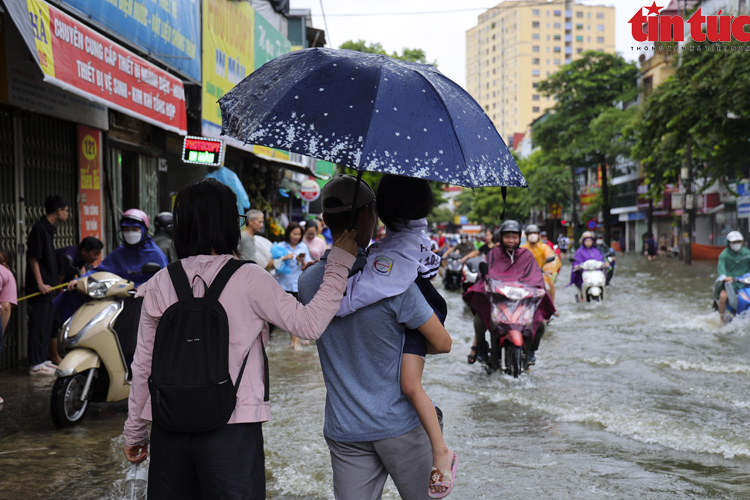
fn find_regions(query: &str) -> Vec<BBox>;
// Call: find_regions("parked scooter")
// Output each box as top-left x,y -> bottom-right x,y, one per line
578,259 -> 607,302
462,256 -> 483,293
714,273 -> 750,323
50,263 -> 161,427
443,251 -> 464,291
480,263 -> 547,378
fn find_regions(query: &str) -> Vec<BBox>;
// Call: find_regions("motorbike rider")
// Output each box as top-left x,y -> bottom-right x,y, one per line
714,231 -> 750,323
569,231 -> 609,302
55,209 -> 169,321
152,212 -> 177,263
521,224 -> 560,305
594,234 -> 616,286
464,220 -> 555,366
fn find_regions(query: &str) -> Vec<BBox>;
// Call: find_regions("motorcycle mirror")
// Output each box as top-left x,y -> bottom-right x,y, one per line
59,253 -> 75,270
479,262 -> 488,276
141,262 -> 162,275
545,255 -> 556,263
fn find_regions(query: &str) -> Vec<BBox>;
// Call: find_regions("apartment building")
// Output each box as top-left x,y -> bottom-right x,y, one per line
466,0 -> 616,144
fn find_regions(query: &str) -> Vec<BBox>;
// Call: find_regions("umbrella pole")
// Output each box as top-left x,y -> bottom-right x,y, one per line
348,170 -> 364,230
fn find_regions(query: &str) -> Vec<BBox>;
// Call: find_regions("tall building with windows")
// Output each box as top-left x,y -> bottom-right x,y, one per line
466,0 -> 616,144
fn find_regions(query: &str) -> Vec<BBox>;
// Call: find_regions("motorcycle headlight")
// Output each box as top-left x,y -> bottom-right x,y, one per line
88,279 -> 117,298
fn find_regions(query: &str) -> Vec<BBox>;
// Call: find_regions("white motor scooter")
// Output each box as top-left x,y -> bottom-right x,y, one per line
579,259 -> 606,302
50,263 -> 161,427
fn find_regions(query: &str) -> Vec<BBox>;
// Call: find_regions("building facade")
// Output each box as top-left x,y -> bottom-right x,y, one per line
466,0 -> 616,145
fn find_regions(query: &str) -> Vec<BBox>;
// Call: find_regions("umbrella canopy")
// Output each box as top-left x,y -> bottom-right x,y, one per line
219,48 -> 527,189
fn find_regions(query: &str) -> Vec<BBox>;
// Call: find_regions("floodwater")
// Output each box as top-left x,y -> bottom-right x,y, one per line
1,254 -> 750,499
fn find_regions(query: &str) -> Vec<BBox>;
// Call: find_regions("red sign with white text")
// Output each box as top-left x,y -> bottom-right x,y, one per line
26,0 -> 187,134
77,126 -> 104,263
629,2 -> 750,43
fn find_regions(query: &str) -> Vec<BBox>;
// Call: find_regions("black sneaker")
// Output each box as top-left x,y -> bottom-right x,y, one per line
477,340 -> 489,363
528,351 -> 536,365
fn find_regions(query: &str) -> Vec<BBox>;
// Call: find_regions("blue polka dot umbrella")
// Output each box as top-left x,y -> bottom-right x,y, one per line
219,48 -> 527,189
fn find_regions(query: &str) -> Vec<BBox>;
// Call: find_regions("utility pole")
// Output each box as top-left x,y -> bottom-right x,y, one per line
570,165 -> 579,242
681,142 -> 694,264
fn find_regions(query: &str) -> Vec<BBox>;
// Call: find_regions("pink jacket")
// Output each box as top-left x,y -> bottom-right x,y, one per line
123,247 -> 355,446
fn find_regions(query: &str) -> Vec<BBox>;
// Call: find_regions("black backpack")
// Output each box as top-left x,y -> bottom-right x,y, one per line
148,259 -> 269,433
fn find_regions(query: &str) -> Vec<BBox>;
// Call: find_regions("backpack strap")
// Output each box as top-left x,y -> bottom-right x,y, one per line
207,259 -> 253,300
207,258 -> 269,401
167,262 -> 193,301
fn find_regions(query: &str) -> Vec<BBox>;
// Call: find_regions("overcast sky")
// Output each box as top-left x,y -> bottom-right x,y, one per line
290,0 -> 655,87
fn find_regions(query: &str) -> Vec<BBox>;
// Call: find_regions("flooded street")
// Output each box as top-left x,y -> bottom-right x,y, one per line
2,254 -> 750,499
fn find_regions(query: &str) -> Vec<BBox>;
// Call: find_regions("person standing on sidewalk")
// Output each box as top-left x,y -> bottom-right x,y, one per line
25,195 -> 69,376
0,251 -> 18,403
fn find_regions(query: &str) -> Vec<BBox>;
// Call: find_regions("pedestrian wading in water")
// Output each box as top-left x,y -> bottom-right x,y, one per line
122,178 -> 357,499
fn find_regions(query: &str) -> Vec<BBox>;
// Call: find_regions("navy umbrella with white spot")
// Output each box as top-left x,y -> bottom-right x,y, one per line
219,48 -> 527,190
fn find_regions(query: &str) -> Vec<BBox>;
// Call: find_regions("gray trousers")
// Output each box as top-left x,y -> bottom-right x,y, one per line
325,408 -> 442,500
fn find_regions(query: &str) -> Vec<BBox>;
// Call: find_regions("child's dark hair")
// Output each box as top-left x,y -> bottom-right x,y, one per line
376,174 -> 433,232
173,178 -> 240,258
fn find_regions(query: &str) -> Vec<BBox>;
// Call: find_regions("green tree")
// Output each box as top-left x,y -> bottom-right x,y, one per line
535,51 -> 639,243
339,40 -> 436,65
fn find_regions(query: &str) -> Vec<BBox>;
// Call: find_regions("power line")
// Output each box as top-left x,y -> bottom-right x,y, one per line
319,0 -> 332,46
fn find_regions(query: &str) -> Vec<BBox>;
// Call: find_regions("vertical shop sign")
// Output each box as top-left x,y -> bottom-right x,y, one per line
201,0 -> 255,140
254,12 -> 292,69
78,126 -> 103,258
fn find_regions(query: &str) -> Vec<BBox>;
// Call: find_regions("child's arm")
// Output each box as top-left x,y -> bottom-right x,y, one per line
417,314 -> 451,354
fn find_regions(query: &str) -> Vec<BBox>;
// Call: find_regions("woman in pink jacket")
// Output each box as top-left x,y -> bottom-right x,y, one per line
123,178 -> 357,499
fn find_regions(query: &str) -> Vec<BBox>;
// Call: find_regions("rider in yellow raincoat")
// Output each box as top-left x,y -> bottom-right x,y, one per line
521,224 -> 561,305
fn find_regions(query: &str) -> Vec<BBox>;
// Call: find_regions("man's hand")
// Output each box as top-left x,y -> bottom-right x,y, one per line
123,443 -> 148,464
724,276 -> 734,282
38,283 -> 52,294
67,279 -> 79,292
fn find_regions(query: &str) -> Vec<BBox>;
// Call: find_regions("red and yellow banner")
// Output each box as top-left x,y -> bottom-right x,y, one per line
78,126 -> 103,263
25,0 -> 187,134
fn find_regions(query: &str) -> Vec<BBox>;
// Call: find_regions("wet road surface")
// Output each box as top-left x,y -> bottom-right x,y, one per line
1,254 -> 749,499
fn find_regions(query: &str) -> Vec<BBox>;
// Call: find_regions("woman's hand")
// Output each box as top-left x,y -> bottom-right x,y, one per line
123,443 -> 148,464
333,230 -> 358,256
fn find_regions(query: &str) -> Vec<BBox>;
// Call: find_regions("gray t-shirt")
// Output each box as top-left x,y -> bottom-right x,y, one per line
298,252 -> 433,442
238,231 -> 256,262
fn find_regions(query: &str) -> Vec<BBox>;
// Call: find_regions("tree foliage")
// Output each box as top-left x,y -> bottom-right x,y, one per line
338,40 -> 436,66
632,41 -> 750,195
535,51 -> 639,165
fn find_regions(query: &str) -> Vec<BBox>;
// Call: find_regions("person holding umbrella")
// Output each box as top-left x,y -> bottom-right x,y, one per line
335,174 -> 457,498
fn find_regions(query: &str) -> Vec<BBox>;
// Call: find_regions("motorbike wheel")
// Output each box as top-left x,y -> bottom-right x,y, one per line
503,344 -> 524,378
50,372 -> 90,428
591,295 -> 601,302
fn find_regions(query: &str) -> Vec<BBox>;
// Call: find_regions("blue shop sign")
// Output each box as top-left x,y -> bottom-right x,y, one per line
58,0 -> 200,81
738,183 -> 750,219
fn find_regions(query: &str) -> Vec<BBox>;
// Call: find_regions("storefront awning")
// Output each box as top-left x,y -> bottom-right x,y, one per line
249,151 -> 322,178
2,0 -> 187,134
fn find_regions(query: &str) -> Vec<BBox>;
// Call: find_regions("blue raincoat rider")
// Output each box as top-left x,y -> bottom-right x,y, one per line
54,209 -> 168,322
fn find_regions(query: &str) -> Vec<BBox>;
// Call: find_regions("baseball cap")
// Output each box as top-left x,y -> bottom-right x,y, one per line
321,174 -> 376,214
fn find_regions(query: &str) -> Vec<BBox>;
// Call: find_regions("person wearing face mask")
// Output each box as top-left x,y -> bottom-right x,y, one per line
55,209 -> 169,322
521,224 -> 559,305
569,231 -> 609,302
464,220 -> 555,366
714,231 -> 750,323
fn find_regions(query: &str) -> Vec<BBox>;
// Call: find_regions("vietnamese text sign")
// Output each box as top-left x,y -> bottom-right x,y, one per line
254,11 -> 292,70
182,136 -> 225,166
25,0 -> 187,134
201,0 -> 254,141
57,0 -> 200,81
78,125 -> 104,259
0,16 -> 108,129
